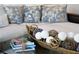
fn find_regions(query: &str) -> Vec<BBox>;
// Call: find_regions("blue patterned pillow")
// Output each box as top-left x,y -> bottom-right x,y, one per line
24,5 -> 41,23
42,4 -> 67,23
4,5 -> 24,24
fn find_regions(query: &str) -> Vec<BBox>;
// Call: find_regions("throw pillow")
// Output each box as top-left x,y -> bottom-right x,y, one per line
24,5 -> 41,23
4,5 -> 24,24
41,4 -> 67,23
0,14 -> 9,28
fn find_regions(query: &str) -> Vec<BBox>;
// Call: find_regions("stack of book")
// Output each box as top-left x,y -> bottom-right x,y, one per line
10,37 -> 36,53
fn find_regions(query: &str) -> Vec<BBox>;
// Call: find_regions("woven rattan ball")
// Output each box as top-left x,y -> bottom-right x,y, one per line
61,39 -> 77,50
49,30 -> 58,37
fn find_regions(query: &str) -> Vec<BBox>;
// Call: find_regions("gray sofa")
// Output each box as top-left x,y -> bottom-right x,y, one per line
0,4 -> 79,43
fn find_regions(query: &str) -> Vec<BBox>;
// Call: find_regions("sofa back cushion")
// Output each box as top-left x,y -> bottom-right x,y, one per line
24,5 -> 41,23
0,5 -> 6,15
41,4 -> 67,23
0,14 -> 9,28
4,5 -> 24,24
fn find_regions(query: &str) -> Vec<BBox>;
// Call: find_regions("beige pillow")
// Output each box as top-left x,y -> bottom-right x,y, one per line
0,14 -> 9,28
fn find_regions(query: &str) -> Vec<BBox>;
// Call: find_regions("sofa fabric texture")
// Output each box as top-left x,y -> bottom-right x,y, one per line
26,22 -> 79,33
0,5 -> 6,15
0,14 -> 9,28
0,24 -> 27,42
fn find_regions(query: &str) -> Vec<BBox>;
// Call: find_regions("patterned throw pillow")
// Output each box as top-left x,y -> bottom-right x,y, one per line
4,5 -> 24,24
24,5 -> 41,23
41,4 -> 67,23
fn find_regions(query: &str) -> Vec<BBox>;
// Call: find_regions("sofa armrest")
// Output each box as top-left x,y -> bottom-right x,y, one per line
67,13 -> 79,23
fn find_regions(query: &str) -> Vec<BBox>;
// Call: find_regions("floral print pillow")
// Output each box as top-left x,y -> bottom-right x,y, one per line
24,5 -> 41,23
4,5 -> 24,24
41,4 -> 67,23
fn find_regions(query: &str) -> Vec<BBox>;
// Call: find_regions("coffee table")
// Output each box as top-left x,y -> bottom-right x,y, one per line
1,34 -> 57,54
4,43 -> 57,54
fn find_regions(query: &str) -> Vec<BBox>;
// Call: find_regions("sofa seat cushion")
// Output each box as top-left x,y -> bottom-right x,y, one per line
26,22 -> 79,34
0,24 -> 27,42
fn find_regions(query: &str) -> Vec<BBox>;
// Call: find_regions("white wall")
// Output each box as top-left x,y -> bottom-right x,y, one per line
67,4 -> 79,15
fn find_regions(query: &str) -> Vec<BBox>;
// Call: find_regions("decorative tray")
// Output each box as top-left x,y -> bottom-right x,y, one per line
26,25 -> 79,54
29,34 -> 79,54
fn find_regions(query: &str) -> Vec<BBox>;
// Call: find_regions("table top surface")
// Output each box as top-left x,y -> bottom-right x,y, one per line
4,43 -> 56,54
